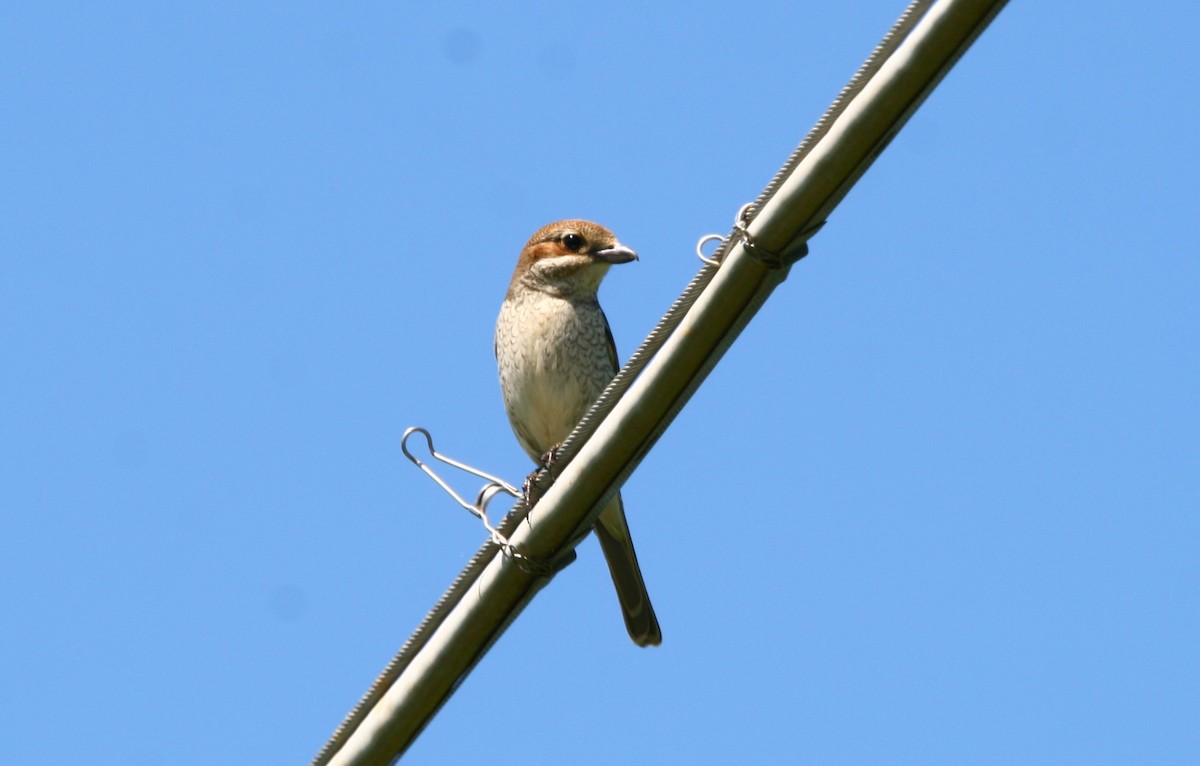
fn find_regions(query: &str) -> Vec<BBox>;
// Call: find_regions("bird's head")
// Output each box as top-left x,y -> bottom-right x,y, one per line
508,219 -> 637,298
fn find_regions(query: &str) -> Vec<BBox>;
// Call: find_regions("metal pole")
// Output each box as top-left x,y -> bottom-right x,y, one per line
314,1 -> 1009,763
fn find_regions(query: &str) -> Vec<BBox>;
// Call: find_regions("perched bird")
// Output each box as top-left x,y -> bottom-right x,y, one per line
495,219 -> 662,647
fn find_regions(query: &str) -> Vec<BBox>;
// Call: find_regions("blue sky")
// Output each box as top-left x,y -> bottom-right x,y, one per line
3,2 -> 1197,763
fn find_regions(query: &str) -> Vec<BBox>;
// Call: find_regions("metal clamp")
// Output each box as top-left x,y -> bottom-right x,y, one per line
695,203 -> 819,269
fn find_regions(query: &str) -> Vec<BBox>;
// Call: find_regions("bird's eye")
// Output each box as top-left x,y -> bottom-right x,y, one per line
561,233 -> 585,252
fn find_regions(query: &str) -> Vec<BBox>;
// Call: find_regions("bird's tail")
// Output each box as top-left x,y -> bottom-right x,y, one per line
593,493 -> 662,647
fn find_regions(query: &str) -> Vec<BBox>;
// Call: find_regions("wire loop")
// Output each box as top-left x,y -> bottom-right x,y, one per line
695,234 -> 726,266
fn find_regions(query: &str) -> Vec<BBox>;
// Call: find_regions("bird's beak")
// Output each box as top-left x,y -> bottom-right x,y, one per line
592,244 -> 638,264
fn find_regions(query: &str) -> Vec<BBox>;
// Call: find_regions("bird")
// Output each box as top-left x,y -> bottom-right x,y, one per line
495,219 -> 662,647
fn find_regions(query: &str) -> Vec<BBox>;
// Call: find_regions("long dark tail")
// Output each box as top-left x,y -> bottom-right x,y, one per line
593,493 -> 662,647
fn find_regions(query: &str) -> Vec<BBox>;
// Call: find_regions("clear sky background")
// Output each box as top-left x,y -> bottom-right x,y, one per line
3,2 -> 1197,764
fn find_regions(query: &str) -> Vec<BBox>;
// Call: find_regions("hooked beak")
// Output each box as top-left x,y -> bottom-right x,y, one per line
592,243 -> 638,264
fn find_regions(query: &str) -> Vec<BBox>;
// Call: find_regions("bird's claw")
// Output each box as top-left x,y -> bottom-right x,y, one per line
521,470 -> 542,508
522,443 -> 563,509
540,444 -> 562,468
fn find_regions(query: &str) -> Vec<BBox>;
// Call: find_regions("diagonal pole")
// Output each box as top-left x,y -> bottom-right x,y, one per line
312,1 -> 1010,763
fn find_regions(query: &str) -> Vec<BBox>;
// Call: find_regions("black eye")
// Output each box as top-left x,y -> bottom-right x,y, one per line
561,233 -> 585,252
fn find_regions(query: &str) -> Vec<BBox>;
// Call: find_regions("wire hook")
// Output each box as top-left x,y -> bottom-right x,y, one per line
694,203 -> 760,266
401,426 -> 522,551
694,234 -> 725,266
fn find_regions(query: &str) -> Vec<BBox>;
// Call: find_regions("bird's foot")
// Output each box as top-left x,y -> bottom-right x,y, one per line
539,444 -> 562,471
521,443 -> 563,509
521,470 -> 542,508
